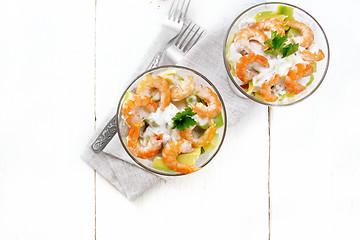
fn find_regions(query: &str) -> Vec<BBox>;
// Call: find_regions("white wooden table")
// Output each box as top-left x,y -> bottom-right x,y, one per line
1,0 -> 359,239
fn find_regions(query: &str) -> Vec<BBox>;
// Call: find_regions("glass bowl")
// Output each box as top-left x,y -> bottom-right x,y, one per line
223,2 -> 330,106
116,65 -> 227,176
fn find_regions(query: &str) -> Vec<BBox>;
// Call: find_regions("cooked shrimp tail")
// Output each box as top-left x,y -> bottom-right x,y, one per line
284,20 -> 314,48
190,87 -> 221,118
254,18 -> 285,36
170,75 -> 196,101
136,75 -> 171,110
162,139 -> 200,174
180,119 -> 216,147
285,63 -> 313,94
235,53 -> 269,82
122,95 -> 158,126
260,74 -> 280,102
301,49 -> 325,62
234,28 -> 269,54
127,121 -> 163,159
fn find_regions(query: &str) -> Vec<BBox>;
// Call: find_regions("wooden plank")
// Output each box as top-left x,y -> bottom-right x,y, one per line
0,0 -> 95,239
95,1 -> 269,239
269,1 -> 360,239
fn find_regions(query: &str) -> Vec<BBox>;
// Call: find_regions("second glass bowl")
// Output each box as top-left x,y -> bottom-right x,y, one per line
223,2 -> 330,106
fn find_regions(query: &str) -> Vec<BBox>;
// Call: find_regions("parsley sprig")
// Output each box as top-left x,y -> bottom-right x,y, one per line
264,31 -> 299,58
172,107 -> 197,131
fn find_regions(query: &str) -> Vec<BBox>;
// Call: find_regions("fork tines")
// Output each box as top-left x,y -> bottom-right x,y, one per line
175,22 -> 204,53
168,0 -> 191,23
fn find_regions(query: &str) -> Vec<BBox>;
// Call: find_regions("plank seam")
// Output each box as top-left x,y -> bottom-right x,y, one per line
94,0 -> 97,240
268,106 -> 271,240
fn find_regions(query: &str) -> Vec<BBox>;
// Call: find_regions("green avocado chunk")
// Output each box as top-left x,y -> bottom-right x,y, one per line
254,11 -> 287,22
123,90 -> 135,102
286,28 -> 300,37
310,62 -> 317,72
153,156 -> 172,171
213,112 -> 224,129
277,5 -> 294,20
177,147 -> 201,167
203,133 -> 219,152
152,148 -> 201,171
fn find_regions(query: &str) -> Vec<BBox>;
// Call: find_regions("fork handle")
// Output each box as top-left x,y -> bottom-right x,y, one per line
91,115 -> 118,153
91,49 -> 166,153
147,52 -> 163,70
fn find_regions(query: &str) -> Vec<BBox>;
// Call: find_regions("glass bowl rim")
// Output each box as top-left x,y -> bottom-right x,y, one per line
222,1 -> 330,107
116,65 -> 228,176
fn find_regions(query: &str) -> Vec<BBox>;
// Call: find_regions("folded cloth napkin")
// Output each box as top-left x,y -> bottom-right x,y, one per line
82,0 -> 262,201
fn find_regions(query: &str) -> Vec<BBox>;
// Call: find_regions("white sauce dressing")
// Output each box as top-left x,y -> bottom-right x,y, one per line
192,114 -> 210,127
307,42 -> 319,53
228,43 -> 243,65
143,103 -> 179,146
237,17 -> 256,30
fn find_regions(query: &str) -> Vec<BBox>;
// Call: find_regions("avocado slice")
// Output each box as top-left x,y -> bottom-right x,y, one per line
306,74 -> 315,86
198,122 -> 210,130
254,11 -> 287,22
279,92 -> 296,101
123,90 -> 135,102
203,133 -> 219,152
277,5 -> 294,20
213,112 -> 224,129
286,28 -> 300,37
253,91 -> 264,101
158,70 -> 184,85
153,156 -> 172,171
310,62 -> 317,72
177,147 -> 201,167
152,148 -> 201,171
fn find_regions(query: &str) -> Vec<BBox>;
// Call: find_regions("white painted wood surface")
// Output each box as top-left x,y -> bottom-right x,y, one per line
0,0 -> 95,239
269,0 -> 360,239
0,0 -> 359,240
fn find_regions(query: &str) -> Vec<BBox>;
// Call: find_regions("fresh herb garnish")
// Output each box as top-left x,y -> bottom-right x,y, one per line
282,43 -> 299,58
172,107 -> 197,131
264,31 -> 299,58
264,31 -> 288,55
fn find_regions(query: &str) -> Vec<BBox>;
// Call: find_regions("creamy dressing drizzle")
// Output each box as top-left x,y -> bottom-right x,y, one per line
143,103 -> 179,146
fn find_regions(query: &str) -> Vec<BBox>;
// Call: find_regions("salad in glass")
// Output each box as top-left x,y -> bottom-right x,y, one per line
225,3 -> 329,105
118,66 -> 226,175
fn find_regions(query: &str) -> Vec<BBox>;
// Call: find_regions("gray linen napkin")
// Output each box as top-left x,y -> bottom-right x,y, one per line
82,0 -> 262,201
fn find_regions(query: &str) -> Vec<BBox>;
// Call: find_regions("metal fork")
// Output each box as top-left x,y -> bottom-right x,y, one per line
91,22 -> 203,153
147,0 -> 191,69
91,3 -> 197,154
163,22 -> 204,64
148,21 -> 204,69
161,0 -> 191,50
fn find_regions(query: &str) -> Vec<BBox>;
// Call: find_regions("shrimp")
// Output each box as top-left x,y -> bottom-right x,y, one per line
285,63 -> 313,94
260,74 -> 280,102
253,18 -> 285,36
122,95 -> 158,126
170,75 -> 195,101
235,53 -> 269,82
301,49 -> 325,62
127,121 -> 163,159
136,74 -> 170,110
162,139 -> 200,174
284,20 -> 314,48
234,28 -> 269,54
180,119 -> 216,148
190,87 -> 221,118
